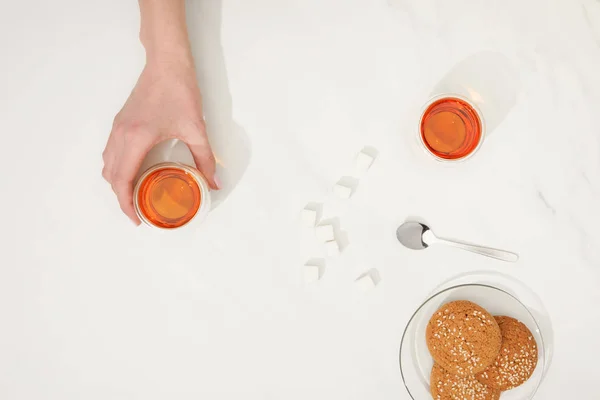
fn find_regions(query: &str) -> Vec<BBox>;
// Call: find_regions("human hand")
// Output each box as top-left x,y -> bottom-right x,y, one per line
102,59 -> 219,225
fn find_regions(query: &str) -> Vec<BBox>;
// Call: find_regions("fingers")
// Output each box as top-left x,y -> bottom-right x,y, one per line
113,180 -> 141,225
101,136 -> 116,183
104,125 -> 155,225
182,121 -> 220,190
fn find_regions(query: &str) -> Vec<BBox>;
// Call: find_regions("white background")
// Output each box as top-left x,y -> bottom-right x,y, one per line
1,0 -> 599,399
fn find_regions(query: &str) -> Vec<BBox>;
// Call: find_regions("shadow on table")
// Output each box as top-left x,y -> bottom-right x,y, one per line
186,0 -> 252,210
432,51 -> 520,137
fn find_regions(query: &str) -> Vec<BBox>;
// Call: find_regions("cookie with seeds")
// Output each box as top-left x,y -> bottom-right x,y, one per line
430,363 -> 500,400
476,316 -> 538,391
426,300 -> 502,376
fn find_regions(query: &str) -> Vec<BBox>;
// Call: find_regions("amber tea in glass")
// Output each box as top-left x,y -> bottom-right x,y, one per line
134,163 -> 210,229
419,96 -> 484,161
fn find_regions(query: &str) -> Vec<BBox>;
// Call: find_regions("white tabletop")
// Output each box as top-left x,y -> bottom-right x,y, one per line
1,0 -> 599,399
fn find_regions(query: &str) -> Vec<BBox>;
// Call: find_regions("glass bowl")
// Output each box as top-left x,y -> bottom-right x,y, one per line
399,284 -> 546,399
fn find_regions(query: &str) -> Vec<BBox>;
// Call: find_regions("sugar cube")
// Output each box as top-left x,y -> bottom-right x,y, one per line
333,183 -> 353,199
355,270 -> 379,291
325,240 -> 340,256
356,151 -> 375,173
315,224 -> 335,242
304,264 -> 321,283
301,208 -> 317,227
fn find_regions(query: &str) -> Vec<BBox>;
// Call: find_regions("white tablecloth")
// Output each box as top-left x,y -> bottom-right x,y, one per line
1,0 -> 599,398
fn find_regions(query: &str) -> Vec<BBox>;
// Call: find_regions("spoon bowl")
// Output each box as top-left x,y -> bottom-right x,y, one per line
396,222 -> 429,250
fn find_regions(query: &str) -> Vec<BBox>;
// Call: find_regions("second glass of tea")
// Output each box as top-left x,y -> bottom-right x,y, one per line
418,94 -> 485,162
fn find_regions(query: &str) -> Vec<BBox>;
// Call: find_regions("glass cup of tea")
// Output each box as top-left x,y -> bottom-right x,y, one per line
133,140 -> 211,230
417,94 -> 486,162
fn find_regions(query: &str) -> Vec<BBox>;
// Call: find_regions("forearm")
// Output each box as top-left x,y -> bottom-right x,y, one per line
138,0 -> 194,66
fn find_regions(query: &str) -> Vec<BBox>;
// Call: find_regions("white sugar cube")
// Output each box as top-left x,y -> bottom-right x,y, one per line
356,151 -> 375,173
355,270 -> 379,291
304,264 -> 321,283
315,224 -> 335,242
333,183 -> 353,199
325,240 -> 340,256
301,208 -> 318,227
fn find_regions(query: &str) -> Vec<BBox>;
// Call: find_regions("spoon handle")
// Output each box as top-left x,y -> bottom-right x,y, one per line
435,237 -> 519,263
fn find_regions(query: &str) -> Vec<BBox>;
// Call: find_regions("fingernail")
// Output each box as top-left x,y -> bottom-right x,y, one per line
213,175 -> 222,190
129,215 -> 141,226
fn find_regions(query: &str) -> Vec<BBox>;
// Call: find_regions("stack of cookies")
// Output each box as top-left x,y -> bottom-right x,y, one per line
426,300 -> 538,399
